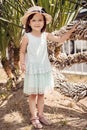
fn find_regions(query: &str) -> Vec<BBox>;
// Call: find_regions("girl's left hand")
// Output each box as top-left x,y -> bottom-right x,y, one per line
20,64 -> 26,73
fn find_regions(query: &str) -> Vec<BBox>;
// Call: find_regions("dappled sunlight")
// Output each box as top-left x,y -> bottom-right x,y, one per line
3,111 -> 24,123
16,125 -> 33,130
67,118 -> 87,128
0,94 -> 13,107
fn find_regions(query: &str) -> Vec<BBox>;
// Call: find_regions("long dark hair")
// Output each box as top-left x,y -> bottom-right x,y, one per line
25,13 -> 46,33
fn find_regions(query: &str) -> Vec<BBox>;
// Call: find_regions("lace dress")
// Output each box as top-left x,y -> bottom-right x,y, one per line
23,32 -> 54,95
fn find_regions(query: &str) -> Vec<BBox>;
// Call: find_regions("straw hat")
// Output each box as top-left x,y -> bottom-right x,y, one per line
20,6 -> 52,25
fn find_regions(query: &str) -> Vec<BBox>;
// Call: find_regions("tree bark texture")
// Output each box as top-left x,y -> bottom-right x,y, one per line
53,20 -> 87,40
53,67 -> 87,102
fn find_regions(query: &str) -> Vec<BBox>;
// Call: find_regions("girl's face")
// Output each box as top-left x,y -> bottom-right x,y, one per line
29,13 -> 44,32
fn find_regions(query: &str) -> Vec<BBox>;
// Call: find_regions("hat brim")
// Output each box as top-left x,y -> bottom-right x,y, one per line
20,12 -> 52,26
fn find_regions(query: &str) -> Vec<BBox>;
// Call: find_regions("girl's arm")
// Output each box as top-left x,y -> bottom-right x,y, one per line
47,23 -> 78,45
20,35 -> 28,72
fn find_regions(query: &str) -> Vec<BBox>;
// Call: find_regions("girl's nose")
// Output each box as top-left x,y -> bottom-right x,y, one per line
36,21 -> 39,24
35,21 -> 40,25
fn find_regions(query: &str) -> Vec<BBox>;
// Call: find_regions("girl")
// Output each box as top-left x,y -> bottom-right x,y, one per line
20,6 -> 78,129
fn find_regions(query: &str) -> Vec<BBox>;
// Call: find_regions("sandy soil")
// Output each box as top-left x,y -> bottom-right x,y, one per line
0,68 -> 87,130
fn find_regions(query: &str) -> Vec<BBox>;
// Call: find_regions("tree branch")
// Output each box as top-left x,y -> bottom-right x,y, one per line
53,52 -> 87,70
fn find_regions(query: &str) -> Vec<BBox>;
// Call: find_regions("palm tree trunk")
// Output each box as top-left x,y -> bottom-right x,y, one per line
1,58 -> 14,79
13,47 -> 20,70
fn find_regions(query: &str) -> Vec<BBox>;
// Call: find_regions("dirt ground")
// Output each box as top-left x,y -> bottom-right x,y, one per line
0,69 -> 87,130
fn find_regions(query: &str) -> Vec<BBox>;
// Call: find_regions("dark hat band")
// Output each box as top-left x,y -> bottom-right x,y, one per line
31,8 -> 47,13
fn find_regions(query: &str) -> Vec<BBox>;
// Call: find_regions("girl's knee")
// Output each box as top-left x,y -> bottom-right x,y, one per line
38,94 -> 44,97
29,94 -> 37,99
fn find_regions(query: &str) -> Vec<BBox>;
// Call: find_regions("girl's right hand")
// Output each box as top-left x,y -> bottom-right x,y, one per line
69,21 -> 80,33
20,64 -> 26,73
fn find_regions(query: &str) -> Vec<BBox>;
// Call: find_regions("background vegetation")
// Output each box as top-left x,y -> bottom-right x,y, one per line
0,0 -> 82,88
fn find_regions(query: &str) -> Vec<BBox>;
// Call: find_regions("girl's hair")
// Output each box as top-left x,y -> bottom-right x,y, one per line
25,13 -> 46,33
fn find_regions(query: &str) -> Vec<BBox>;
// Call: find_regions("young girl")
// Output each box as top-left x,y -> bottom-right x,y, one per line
20,6 -> 78,129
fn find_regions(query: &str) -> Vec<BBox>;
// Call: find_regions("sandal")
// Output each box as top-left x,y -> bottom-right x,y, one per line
30,117 -> 43,129
39,115 -> 52,126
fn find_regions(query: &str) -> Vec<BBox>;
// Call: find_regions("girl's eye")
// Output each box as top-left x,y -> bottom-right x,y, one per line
39,19 -> 43,22
32,20 -> 36,22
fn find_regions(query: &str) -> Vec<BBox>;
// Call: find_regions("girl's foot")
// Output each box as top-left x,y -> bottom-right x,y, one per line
39,115 -> 52,126
30,117 -> 43,129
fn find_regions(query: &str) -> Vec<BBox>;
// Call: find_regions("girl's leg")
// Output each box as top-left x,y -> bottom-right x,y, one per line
28,94 -> 37,118
29,94 -> 43,128
37,94 -> 44,116
37,94 -> 52,125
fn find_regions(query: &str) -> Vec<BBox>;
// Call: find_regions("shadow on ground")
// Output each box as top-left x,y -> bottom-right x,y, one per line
0,86 -> 87,130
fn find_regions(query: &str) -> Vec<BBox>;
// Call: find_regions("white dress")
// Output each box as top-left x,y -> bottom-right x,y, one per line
23,32 -> 54,95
